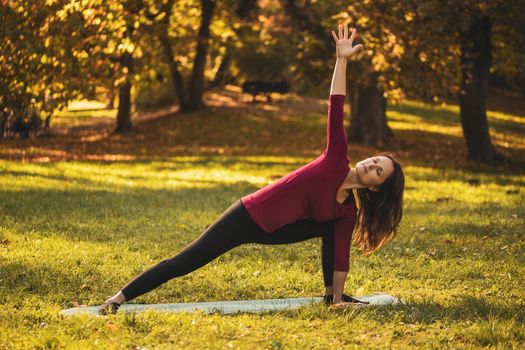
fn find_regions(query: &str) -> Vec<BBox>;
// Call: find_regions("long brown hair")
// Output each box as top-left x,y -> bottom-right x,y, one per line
352,152 -> 404,255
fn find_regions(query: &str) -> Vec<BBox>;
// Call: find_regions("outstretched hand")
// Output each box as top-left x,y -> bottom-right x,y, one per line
331,23 -> 363,59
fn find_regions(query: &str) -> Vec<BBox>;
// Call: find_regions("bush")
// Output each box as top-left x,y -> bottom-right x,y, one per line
0,97 -> 42,139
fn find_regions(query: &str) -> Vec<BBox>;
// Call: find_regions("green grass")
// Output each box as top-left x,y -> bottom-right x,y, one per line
1,96 -> 524,349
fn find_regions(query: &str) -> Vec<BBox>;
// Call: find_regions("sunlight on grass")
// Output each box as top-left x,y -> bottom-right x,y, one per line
1,95 -> 525,348
66,100 -> 109,111
388,114 -> 463,136
1,154 -> 524,348
389,99 -> 525,150
54,100 -> 117,119
488,110 -> 525,125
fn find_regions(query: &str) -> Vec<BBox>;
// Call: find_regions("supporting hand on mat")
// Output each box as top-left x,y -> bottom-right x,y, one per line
331,23 -> 363,59
323,293 -> 370,306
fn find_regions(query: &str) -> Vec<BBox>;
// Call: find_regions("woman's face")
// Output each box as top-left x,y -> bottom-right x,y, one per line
355,156 -> 395,189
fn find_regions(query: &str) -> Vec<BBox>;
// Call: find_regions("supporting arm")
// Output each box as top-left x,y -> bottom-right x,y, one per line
332,271 -> 348,303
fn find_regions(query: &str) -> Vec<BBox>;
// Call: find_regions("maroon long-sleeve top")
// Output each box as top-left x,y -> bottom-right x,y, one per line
240,94 -> 357,272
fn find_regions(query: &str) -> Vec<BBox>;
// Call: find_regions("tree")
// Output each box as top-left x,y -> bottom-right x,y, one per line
0,0 -> 86,137
208,0 -> 259,89
456,1 -> 525,164
404,0 -> 525,164
157,0 -> 216,113
281,0 -> 401,147
458,11 -> 502,163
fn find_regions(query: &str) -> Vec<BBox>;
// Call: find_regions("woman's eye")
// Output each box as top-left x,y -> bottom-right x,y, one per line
374,158 -> 378,163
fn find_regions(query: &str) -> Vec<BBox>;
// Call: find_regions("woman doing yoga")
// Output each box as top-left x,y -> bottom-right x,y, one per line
99,24 -> 405,315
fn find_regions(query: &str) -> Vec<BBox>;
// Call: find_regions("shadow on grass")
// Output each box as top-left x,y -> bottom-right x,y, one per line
362,294 -> 525,325
0,184 -> 259,244
0,259 -> 108,306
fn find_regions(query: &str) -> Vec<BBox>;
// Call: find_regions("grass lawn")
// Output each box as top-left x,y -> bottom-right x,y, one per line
0,88 -> 524,349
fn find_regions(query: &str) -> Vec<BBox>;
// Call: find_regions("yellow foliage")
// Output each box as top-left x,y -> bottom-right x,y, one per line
372,53 -> 387,71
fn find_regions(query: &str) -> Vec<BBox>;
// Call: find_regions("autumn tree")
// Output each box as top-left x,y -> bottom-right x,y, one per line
0,0 -> 88,136
71,0 -> 149,133
155,0 -> 217,112
403,0 -> 525,164
281,0 -> 402,147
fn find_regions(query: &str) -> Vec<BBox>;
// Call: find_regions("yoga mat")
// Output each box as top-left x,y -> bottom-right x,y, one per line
60,294 -> 402,316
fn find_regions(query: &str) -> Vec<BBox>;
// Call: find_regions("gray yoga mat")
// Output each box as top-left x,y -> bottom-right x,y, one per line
60,294 -> 402,316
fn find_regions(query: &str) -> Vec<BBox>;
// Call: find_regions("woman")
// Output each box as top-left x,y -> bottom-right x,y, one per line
99,24 -> 404,315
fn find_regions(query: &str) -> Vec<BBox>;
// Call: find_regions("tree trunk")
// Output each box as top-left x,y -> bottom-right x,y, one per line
186,0 -> 216,112
0,119 -> 5,138
158,0 -> 188,110
106,88 -> 115,109
43,114 -> 52,135
160,32 -> 188,109
458,14 -> 504,164
348,72 -> 391,147
209,48 -> 231,89
114,52 -> 133,133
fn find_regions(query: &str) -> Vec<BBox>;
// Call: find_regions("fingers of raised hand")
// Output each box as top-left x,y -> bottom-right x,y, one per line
334,24 -> 357,41
331,30 -> 338,42
349,27 -> 356,43
351,44 -> 364,54
333,24 -> 363,55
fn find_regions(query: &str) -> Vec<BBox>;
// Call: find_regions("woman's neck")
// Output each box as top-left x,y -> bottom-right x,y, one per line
340,167 -> 366,191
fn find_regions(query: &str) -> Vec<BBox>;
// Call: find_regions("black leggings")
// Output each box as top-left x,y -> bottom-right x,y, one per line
121,199 -> 335,301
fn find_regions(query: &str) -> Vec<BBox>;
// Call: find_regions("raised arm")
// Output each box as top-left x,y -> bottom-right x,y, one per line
324,24 -> 363,161
330,24 -> 363,95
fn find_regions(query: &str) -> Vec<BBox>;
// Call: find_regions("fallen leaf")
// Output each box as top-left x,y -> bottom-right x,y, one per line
105,322 -> 119,331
